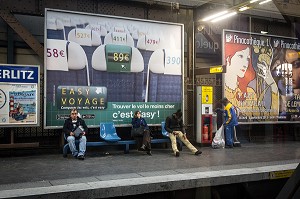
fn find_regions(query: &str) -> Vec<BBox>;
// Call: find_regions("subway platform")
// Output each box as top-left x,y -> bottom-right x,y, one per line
0,141 -> 299,198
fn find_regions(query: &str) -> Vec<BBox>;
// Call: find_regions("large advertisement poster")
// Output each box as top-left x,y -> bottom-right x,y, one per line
223,30 -> 300,123
45,9 -> 183,128
0,64 -> 39,126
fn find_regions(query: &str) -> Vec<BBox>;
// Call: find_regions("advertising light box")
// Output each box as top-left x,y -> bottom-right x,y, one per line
223,30 -> 300,123
45,9 -> 183,128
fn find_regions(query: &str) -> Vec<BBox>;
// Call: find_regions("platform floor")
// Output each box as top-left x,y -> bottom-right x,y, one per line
0,142 -> 299,198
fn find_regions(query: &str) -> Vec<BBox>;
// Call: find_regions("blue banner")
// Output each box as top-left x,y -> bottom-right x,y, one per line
0,65 -> 39,83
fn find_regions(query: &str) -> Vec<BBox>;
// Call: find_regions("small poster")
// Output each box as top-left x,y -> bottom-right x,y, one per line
0,64 -> 39,126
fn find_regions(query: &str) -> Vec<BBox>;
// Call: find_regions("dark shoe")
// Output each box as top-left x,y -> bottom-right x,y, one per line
140,144 -> 146,151
225,145 -> 233,148
77,155 -> 85,160
195,150 -> 202,155
175,151 -> 180,157
146,151 -> 152,156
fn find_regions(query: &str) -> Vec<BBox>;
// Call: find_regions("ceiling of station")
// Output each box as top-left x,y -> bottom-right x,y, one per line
130,0 -> 300,19
130,0 -> 235,7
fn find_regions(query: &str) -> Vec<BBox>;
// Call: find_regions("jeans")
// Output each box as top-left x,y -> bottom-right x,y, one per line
224,125 -> 234,146
169,131 -> 198,154
67,135 -> 87,157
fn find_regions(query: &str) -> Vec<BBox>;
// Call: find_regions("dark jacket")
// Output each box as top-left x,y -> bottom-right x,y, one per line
165,113 -> 186,134
63,117 -> 88,138
131,117 -> 149,130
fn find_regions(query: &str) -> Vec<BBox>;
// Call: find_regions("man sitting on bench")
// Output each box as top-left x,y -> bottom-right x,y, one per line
165,109 -> 202,157
63,108 -> 88,160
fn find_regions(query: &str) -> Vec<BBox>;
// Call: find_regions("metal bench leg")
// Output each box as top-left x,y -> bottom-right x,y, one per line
124,143 -> 130,154
63,144 -> 69,158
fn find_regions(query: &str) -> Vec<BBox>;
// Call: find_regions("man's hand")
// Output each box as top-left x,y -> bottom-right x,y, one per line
82,132 -> 86,136
172,131 -> 178,135
70,132 -> 74,136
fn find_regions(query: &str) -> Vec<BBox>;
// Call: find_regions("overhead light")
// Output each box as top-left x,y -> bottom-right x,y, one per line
261,31 -> 268,34
211,12 -> 237,23
259,0 -> 272,5
239,6 -> 250,11
250,0 -> 259,3
202,10 -> 228,22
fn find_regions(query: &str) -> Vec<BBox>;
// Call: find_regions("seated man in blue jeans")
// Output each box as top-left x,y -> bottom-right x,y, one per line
63,108 -> 88,160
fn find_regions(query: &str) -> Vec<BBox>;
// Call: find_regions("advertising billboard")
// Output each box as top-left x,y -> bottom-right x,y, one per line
45,9 -> 183,128
0,64 -> 39,127
223,30 -> 300,123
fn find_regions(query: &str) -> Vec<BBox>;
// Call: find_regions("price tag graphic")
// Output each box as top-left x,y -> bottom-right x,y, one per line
86,24 -> 107,36
111,32 -> 127,45
114,26 -> 126,33
145,35 -> 160,51
105,44 -> 132,72
74,28 -> 92,46
46,39 -> 69,71
164,49 -> 181,75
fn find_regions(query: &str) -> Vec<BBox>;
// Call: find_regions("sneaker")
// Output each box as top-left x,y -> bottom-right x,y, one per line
77,155 -> 85,160
195,150 -> 202,156
140,144 -> 146,151
175,151 -> 180,157
146,151 -> 152,156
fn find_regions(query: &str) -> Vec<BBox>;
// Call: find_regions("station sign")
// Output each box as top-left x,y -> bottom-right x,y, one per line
194,65 -> 226,75
210,65 -> 223,74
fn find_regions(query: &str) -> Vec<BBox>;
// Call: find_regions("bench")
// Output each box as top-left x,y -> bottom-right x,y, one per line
63,122 -> 183,157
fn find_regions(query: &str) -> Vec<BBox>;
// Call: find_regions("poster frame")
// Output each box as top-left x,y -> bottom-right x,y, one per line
222,29 -> 300,124
44,8 -> 184,129
0,64 -> 40,127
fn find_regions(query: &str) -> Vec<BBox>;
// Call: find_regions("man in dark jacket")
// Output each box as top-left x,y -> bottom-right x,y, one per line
63,108 -> 88,160
165,109 -> 202,157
